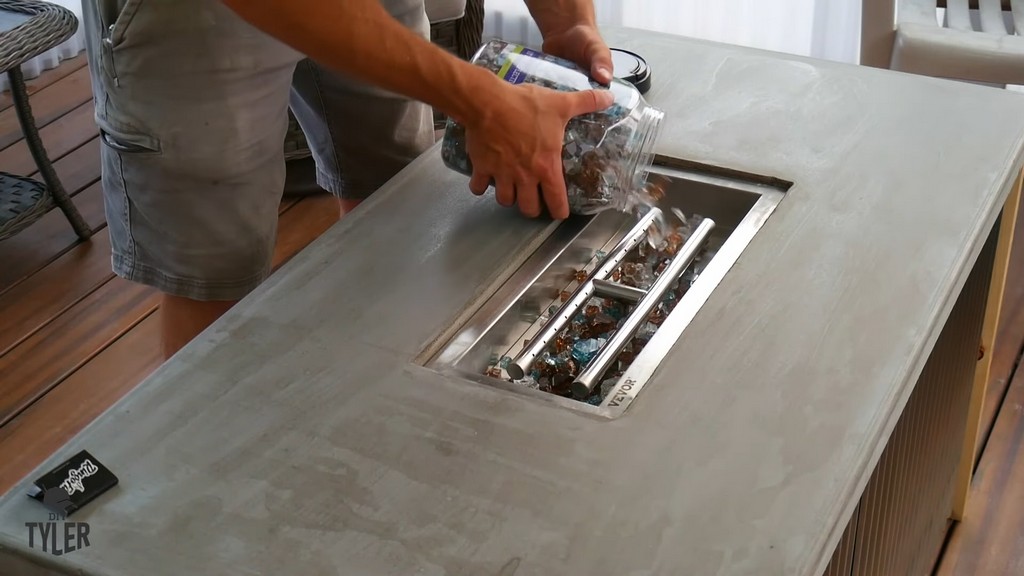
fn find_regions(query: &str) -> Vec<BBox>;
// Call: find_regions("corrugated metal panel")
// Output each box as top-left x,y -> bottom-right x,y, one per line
822,218 -> 998,575
823,503 -> 859,576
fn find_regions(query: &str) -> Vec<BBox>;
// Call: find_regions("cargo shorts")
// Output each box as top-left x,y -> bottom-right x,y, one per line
81,0 -> 435,301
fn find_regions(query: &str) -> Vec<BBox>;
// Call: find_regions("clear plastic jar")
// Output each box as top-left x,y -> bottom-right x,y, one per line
440,39 -> 665,216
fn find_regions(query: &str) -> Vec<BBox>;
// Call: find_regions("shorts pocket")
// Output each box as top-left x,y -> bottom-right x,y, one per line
99,125 -> 161,155
95,0 -> 144,83
97,0 -> 144,48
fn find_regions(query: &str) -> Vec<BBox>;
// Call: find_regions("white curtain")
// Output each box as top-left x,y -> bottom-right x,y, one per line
483,0 -> 863,65
0,0 -> 86,92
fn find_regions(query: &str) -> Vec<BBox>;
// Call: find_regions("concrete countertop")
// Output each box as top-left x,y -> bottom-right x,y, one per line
3,27 -> 1024,576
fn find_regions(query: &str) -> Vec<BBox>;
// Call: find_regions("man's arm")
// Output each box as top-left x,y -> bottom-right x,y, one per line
219,0 -> 499,127
219,0 -> 612,220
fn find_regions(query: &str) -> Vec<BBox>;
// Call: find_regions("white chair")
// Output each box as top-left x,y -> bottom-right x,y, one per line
862,0 -> 1024,86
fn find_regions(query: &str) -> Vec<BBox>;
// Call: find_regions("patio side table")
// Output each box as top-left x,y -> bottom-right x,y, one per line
0,0 -> 90,242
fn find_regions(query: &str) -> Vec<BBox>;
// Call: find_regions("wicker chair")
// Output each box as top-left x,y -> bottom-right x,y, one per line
284,0 -> 485,163
0,0 -> 90,242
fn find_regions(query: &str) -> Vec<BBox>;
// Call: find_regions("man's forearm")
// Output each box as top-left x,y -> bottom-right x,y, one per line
219,0 -> 501,126
522,0 -> 597,37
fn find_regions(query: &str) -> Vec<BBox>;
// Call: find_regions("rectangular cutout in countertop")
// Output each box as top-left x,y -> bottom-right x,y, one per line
421,159 -> 791,419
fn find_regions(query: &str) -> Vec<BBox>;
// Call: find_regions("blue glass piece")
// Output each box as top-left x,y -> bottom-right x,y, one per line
572,338 -> 604,365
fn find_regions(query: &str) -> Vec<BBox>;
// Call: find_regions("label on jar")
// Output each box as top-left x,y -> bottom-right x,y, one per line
496,43 -> 640,109
499,45 -> 546,84
497,44 -> 592,92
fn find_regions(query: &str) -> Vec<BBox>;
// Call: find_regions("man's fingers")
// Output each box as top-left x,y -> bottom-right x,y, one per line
494,176 -> 516,207
539,167 -> 569,220
587,41 -> 614,84
565,88 -> 614,118
469,171 -> 490,196
516,179 -> 542,218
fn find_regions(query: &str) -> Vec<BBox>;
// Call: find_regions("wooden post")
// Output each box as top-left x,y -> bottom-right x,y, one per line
952,168 -> 1022,520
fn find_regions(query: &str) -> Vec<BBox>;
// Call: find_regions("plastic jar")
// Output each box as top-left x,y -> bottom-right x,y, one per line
440,39 -> 665,216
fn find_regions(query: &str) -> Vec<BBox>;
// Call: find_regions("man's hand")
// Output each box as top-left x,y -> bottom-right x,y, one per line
525,1 -> 614,84
542,24 -> 614,85
477,0 -> 613,218
464,83 -> 614,219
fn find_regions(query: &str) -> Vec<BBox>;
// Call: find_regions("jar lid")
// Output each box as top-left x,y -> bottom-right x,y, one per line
610,48 -> 652,95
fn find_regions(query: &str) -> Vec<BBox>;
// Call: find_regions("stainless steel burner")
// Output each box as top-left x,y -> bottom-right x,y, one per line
423,159 -> 789,418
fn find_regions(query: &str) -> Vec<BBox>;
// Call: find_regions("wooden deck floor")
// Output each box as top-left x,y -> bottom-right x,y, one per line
1,56 -> 1022,574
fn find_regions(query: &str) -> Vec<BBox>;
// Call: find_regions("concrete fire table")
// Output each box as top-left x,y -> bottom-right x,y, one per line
2,26 -> 1024,576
